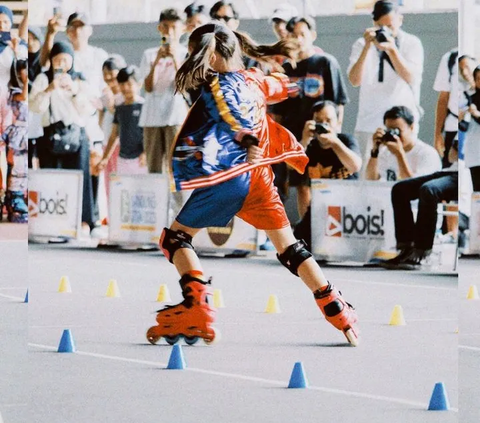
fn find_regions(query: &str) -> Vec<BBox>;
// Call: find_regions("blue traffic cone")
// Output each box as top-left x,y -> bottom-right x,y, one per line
428,382 -> 450,410
288,362 -> 308,389
24,290 -> 28,303
57,329 -> 76,353
167,344 -> 186,370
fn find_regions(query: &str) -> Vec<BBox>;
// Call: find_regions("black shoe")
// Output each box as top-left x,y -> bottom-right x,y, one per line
380,247 -> 414,269
385,248 -> 431,271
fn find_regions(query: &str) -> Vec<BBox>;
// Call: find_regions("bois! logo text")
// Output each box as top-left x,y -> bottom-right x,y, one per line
326,206 -> 385,238
28,191 -> 68,218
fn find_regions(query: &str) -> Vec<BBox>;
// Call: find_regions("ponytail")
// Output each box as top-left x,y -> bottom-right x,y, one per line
175,32 -> 216,93
234,31 -> 298,69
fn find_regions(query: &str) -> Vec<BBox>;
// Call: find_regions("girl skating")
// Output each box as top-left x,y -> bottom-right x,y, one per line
147,23 -> 359,346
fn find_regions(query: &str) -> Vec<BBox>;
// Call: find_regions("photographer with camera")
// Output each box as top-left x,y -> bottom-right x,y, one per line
293,101 -> 361,249
348,1 -> 423,169
366,106 -> 441,181
381,138 -> 459,270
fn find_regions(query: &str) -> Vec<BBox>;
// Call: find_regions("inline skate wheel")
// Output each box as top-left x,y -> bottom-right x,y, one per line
184,336 -> 200,346
165,335 -> 181,345
146,327 -> 161,345
344,328 -> 359,347
203,327 -> 220,345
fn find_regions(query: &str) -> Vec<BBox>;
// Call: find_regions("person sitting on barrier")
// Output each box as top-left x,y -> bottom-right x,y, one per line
97,66 -> 146,176
381,138 -> 459,270
365,105 -> 441,182
145,23 -> 360,347
293,100 -> 362,249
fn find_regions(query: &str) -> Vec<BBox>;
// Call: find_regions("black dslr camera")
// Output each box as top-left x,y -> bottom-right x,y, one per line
315,123 -> 330,135
375,26 -> 392,43
381,128 -> 400,142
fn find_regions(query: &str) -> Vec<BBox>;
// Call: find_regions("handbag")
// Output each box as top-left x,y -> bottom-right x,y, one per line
45,101 -> 81,155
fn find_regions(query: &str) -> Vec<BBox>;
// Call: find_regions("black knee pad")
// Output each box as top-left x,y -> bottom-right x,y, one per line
160,228 -> 194,263
277,240 -> 312,276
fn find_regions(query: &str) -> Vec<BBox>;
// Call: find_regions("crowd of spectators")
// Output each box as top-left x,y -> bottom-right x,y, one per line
19,1 -> 477,268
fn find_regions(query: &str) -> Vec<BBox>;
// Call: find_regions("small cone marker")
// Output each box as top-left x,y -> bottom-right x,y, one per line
213,289 -> 225,308
167,344 -> 186,370
24,290 -> 29,303
389,305 -> 406,326
428,382 -> 450,411
106,279 -> 120,298
57,329 -> 76,353
467,285 -> 479,300
58,276 -> 72,293
265,294 -> 281,313
156,284 -> 171,302
455,328 -> 459,334
288,362 -> 309,389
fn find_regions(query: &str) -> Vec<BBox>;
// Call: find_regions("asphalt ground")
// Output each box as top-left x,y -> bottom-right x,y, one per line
0,244 -> 458,423
458,257 -> 480,423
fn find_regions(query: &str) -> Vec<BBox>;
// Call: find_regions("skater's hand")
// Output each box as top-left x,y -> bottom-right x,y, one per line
247,145 -> 263,164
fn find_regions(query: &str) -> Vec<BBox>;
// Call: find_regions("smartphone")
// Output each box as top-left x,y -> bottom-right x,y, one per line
53,68 -> 64,79
0,32 -> 11,43
161,36 -> 170,47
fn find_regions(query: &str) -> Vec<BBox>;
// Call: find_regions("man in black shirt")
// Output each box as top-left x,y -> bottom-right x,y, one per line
293,101 -> 362,248
272,16 -> 349,219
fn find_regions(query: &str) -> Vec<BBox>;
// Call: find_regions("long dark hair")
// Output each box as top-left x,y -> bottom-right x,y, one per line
175,23 -> 298,93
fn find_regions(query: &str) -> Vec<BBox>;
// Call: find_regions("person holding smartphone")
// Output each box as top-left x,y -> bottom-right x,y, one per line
0,6 -> 27,88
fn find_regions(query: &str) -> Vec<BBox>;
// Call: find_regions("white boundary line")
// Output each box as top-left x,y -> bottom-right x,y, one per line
459,345 -> 480,352
28,342 -> 457,412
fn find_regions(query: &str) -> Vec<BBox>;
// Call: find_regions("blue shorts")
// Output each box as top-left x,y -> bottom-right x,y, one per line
176,167 -> 290,230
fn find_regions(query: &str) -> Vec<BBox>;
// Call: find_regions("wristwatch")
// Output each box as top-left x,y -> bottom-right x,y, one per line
370,148 -> 379,158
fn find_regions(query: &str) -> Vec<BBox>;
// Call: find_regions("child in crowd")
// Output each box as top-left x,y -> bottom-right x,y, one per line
97,66 -> 146,175
1,59 -> 28,222
99,55 -> 126,195
146,24 -> 359,347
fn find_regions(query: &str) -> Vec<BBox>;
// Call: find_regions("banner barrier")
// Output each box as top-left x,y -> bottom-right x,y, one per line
311,179 -> 396,263
28,169 -> 83,239
193,216 -> 259,256
469,192 -> 480,253
108,174 -> 169,245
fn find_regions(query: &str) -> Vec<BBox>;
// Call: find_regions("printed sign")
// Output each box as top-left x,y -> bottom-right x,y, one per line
28,169 -> 83,239
108,174 -> 169,244
311,179 -> 396,262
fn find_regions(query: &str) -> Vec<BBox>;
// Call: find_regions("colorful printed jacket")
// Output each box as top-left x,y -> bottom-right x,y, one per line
170,68 -> 308,191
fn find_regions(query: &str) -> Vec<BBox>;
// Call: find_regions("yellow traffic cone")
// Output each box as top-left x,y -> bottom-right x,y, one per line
156,284 -> 172,302
213,289 -> 225,308
455,328 -> 459,334
389,305 -> 406,326
467,285 -> 479,300
58,276 -> 72,293
265,294 -> 281,313
106,279 -> 121,298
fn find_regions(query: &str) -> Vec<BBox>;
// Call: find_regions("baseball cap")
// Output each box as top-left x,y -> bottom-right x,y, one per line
271,3 -> 298,23
67,12 -> 90,27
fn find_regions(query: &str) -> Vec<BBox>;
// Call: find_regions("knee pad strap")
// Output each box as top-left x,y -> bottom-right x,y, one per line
277,240 -> 312,276
160,228 -> 194,263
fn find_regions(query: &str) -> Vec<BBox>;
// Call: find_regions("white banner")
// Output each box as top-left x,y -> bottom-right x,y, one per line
311,179 -> 396,263
28,169 -> 83,239
469,192 -> 480,253
108,174 -> 169,245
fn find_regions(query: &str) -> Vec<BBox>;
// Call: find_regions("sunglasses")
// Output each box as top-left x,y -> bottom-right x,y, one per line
214,15 -> 235,23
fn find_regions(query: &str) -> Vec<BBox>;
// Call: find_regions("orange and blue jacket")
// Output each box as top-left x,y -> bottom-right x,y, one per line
170,67 -> 308,192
